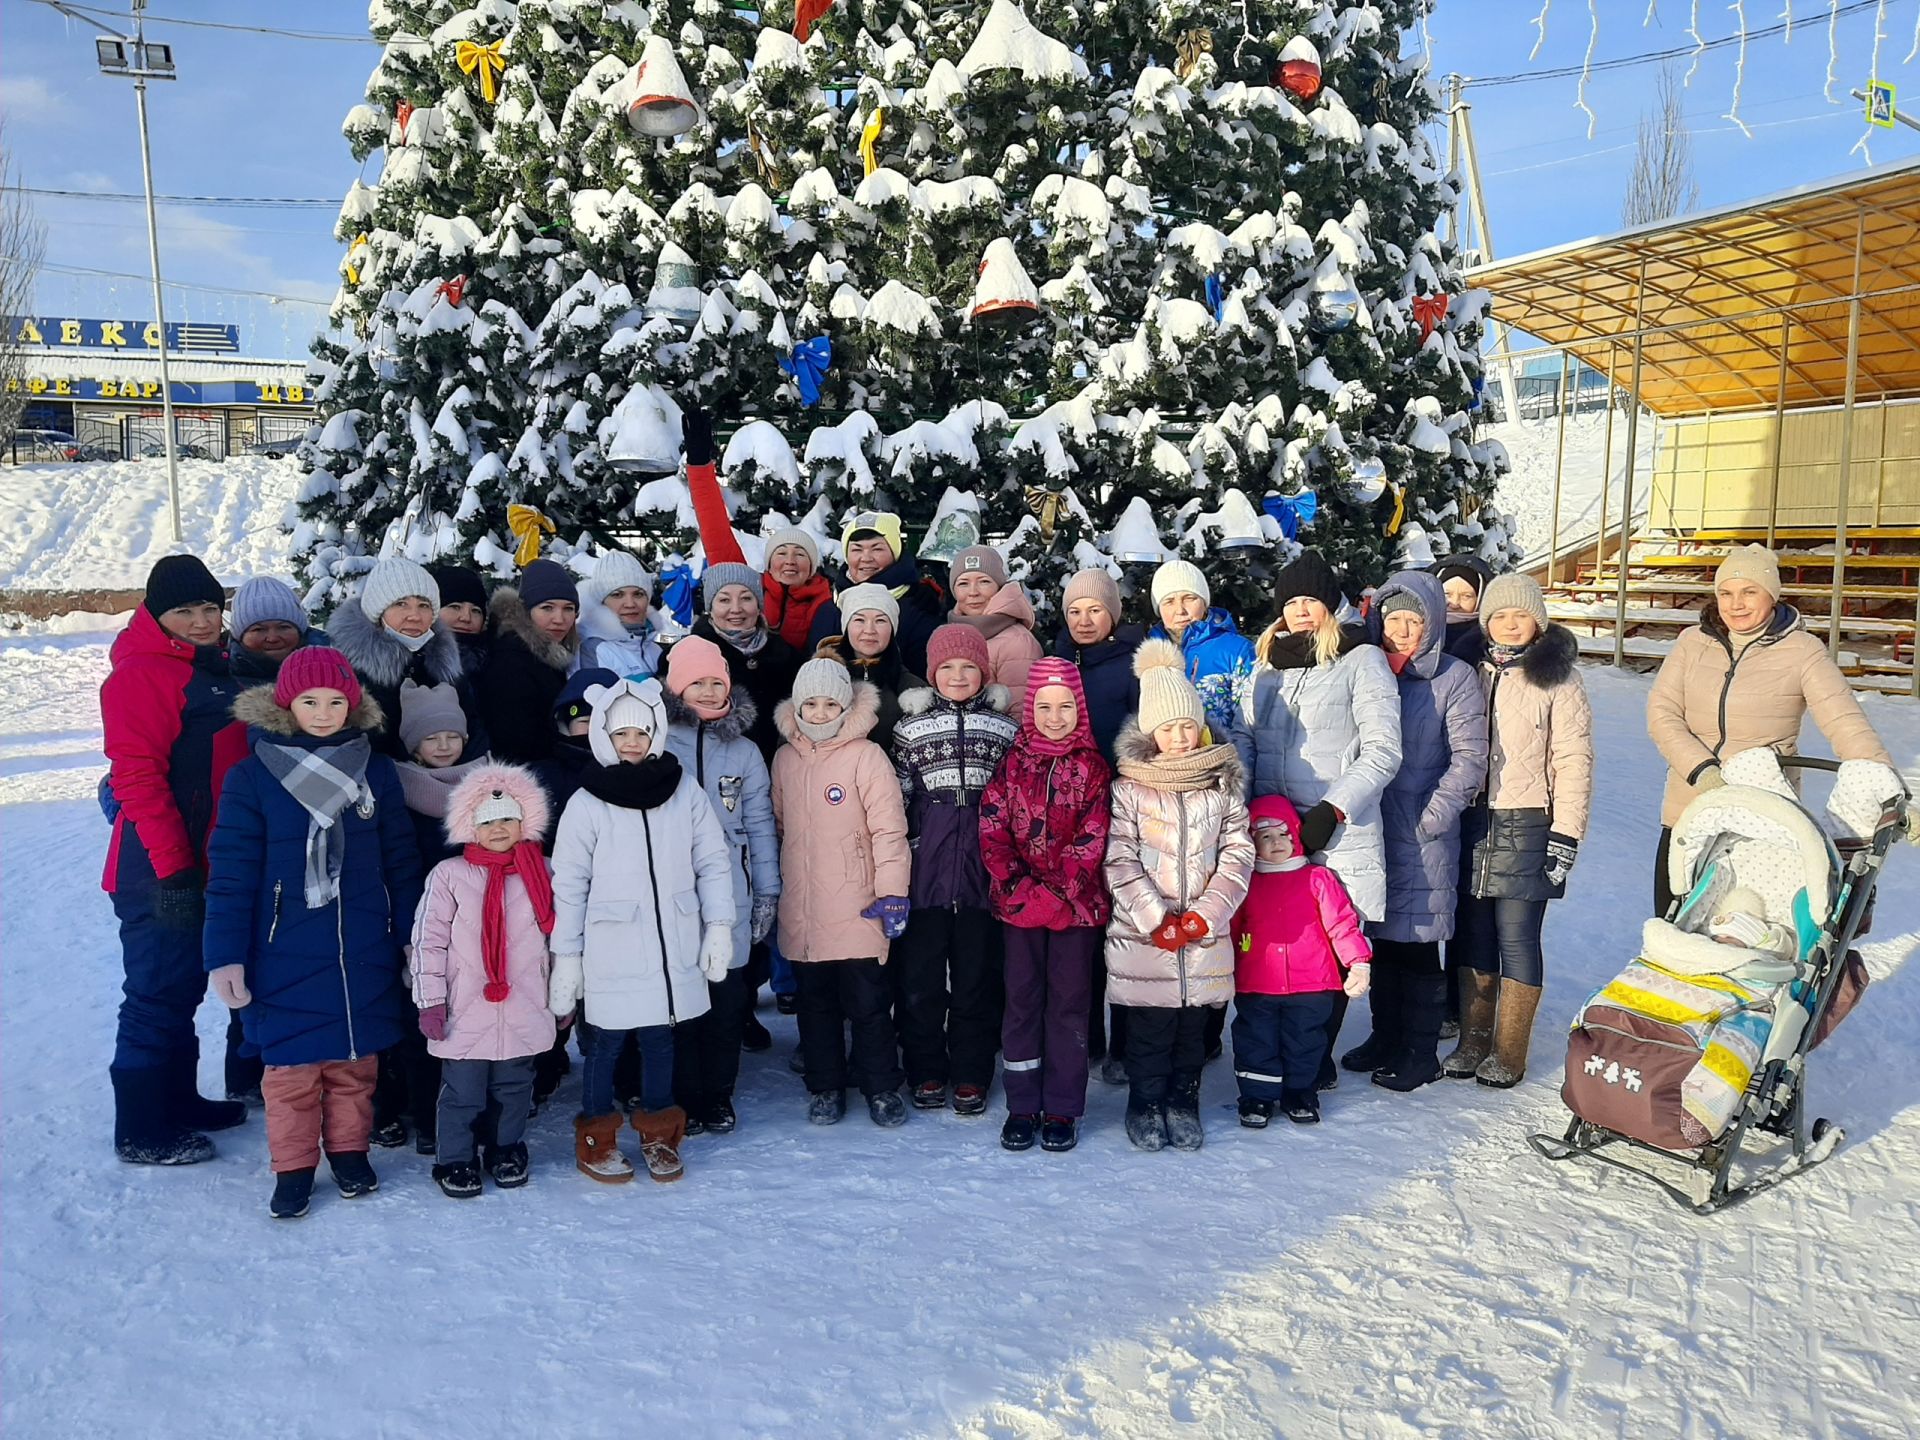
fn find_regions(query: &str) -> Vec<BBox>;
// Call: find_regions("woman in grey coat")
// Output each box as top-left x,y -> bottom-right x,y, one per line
1232,552 -> 1403,1085
1344,570 -> 1488,1091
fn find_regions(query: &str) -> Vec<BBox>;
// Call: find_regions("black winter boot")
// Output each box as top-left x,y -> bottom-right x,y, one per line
1124,1090 -> 1168,1152
112,1066 -> 215,1166
1280,1089 -> 1321,1124
486,1142 -> 530,1189
1373,972 -> 1446,1092
326,1150 -> 381,1197
269,1168 -> 315,1219
1001,1113 -> 1038,1151
1341,971 -> 1399,1073
1239,1097 -> 1273,1129
1039,1115 -> 1078,1153
807,1089 -> 847,1125
172,1052 -> 246,1132
1164,1073 -> 1204,1152
433,1161 -> 483,1198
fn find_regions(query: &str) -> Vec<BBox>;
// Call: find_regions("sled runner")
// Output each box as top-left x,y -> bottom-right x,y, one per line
1528,748 -> 1909,1215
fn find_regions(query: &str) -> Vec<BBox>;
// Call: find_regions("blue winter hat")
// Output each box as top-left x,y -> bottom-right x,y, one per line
519,559 -> 579,611
554,666 -> 619,724
230,577 -> 308,638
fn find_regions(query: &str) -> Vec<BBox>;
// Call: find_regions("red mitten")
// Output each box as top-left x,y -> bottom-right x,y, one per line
1152,917 -> 1185,951
1177,911 -> 1208,941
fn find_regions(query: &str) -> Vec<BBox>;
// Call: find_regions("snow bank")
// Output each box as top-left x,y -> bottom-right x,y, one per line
0,458 -> 302,592
1488,409 -> 1658,560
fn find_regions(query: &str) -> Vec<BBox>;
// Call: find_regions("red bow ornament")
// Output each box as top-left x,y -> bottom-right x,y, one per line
1412,292 -> 1450,341
437,275 -> 469,309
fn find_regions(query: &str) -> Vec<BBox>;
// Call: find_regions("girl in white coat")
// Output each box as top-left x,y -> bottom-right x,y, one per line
548,677 -> 734,1184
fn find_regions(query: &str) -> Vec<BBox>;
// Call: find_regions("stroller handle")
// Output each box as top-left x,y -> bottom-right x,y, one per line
1775,753 -> 1912,800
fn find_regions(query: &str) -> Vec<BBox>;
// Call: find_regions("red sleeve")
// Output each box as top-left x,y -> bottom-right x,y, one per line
688,460 -> 747,566
207,720 -> 249,836
101,657 -> 194,879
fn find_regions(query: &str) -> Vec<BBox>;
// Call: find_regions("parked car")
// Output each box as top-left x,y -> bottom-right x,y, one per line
136,440 -> 213,461
247,437 -> 302,459
8,429 -> 86,463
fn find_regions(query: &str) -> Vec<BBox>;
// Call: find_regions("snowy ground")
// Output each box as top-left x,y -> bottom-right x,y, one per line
1487,410 -> 1659,564
4,617 -> 1919,1439
0,457 -> 300,592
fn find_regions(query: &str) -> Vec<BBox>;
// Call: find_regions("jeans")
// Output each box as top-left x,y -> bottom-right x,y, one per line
579,1020 -> 672,1117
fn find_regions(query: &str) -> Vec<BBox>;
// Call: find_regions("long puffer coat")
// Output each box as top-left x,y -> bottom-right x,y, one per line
478,588 -> 581,765
1231,631 -> 1403,924
769,684 -> 912,963
892,683 -> 1019,911
329,601 -> 479,761
202,688 -> 423,1066
548,756 -> 735,1031
662,690 -> 780,970
1051,623 -> 1145,765
1368,572 -> 1490,943
1103,728 -> 1255,1009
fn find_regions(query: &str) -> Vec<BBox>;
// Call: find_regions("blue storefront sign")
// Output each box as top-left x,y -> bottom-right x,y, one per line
6,316 -> 241,353
3,374 -> 312,405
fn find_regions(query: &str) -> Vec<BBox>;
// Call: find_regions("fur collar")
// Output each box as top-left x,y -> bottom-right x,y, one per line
661,687 -> 757,742
773,681 -> 882,750
1512,623 -> 1579,689
1112,720 -> 1246,792
896,683 -> 1011,718
490,587 -> 581,673
233,683 -> 386,737
328,601 -> 464,690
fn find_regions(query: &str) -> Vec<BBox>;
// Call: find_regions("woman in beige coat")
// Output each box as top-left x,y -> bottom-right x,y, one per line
1646,544 -> 1892,915
1105,642 -> 1254,1154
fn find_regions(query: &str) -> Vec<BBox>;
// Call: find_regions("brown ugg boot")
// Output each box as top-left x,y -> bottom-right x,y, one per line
1475,981 -> 1544,1089
632,1106 -> 686,1183
574,1112 -> 633,1183
1442,970 -> 1499,1079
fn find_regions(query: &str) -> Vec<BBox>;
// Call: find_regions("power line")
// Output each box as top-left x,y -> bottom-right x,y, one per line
12,185 -> 337,209
26,0 -> 391,43
20,257 -> 335,307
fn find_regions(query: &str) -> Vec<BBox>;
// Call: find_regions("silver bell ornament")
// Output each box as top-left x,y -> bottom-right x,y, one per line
1347,457 -> 1388,506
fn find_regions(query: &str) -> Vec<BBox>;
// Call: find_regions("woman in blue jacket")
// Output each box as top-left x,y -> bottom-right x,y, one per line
1147,560 -> 1254,731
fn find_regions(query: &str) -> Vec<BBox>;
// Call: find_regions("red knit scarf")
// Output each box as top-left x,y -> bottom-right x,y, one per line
461,841 -> 556,1003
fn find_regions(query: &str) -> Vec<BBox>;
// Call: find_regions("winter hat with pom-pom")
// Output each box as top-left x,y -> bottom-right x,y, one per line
1150,559 -> 1210,611
358,556 -> 440,623
1133,637 -> 1205,733
274,646 -> 363,710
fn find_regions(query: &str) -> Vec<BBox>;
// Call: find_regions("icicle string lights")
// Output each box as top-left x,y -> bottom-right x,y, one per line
1850,0 -> 1887,160
1724,0 -> 1753,137
1686,0 -> 1707,85
1780,0 -> 1793,42
1575,0 -> 1599,137
1529,0 -> 1552,60
1826,0 -> 1841,101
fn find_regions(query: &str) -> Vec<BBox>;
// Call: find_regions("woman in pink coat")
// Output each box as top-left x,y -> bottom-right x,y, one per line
409,763 -> 557,1198
948,545 -> 1043,711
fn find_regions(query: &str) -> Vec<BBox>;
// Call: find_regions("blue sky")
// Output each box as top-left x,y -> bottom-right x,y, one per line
3,0 -> 1917,359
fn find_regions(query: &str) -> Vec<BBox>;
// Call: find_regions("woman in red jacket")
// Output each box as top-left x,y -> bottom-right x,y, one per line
100,554 -> 250,1165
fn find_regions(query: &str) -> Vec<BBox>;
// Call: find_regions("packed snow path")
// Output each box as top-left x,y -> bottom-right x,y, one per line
4,620 -> 1918,1439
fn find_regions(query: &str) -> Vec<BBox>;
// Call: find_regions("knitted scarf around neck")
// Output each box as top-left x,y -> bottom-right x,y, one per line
460,841 -> 555,1002
1116,741 -> 1239,794
580,752 -> 684,810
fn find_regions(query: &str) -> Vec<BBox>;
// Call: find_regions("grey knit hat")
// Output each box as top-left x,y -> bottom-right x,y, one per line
950,544 -> 1009,587
398,680 -> 470,752
764,526 -> 821,572
1479,572 -> 1549,634
791,656 -> 855,711
231,577 -> 308,638
702,561 -> 764,611
358,556 -> 440,622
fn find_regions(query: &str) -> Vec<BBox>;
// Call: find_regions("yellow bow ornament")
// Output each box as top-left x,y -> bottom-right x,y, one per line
344,232 -> 370,287
1384,483 -> 1406,538
507,503 -> 555,566
859,107 -> 886,178
1175,27 -> 1213,80
455,39 -> 507,104
1023,485 -> 1064,541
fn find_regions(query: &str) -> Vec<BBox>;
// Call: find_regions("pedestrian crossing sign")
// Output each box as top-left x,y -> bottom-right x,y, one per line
1867,80 -> 1896,128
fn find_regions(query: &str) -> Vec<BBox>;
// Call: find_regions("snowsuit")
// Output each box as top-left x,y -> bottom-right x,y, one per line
978,661 -> 1113,1118
770,684 -> 911,1097
806,552 -> 947,678
1150,607 -> 1255,731
1230,795 -> 1372,1105
662,690 -> 780,1115
811,633 -> 923,754
688,617 -> 801,763
1104,728 -> 1254,1103
953,583 -> 1044,711
202,688 -> 423,1172
328,601 -> 481,761
477,588 -> 581,765
1051,623 -> 1145,766
891,683 -> 1019,1092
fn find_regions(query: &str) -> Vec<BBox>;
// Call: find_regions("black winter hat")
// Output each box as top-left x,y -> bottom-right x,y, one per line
428,563 -> 489,612
143,554 -> 225,619
1273,550 -> 1344,614
1433,556 -> 1490,596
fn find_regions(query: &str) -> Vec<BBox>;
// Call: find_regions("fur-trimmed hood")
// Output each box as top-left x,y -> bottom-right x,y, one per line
1501,621 -> 1579,689
328,599 -> 464,690
1112,720 -> 1246,792
444,761 -> 552,846
896,683 -> 1011,718
661,686 -> 758,743
232,682 -> 386,737
773,681 -> 881,750
490,586 -> 581,673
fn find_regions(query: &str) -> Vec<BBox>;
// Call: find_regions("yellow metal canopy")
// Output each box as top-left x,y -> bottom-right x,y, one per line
1468,157 -> 1920,418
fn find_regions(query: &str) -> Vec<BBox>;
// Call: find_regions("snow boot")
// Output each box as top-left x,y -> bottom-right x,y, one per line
171,1053 -> 246,1133
1476,980 -> 1544,1089
911,1081 -> 948,1110
1039,1115 -> 1079,1153
574,1112 -> 633,1183
1443,969 -> 1499,1079
700,1097 -> 737,1135
775,992 -> 798,1016
740,1013 -> 774,1053
1238,1097 -> 1273,1129
633,1106 -> 686,1183
111,1066 -> 214,1166
952,1085 -> 988,1116
415,1126 -> 437,1156
269,1168 -> 315,1220
1280,1089 -> 1321,1125
868,1088 -> 908,1128
1124,1090 -> 1168,1152
1341,971 -> 1399,1073
369,1119 -> 408,1149
486,1142 -> 530,1189
433,1162 -> 483,1199
1373,972 -> 1446,1092
807,1088 -> 847,1125
1098,1055 -> 1128,1086
326,1151 -> 380,1198
1001,1113 -> 1038,1151
1164,1074 -> 1204,1152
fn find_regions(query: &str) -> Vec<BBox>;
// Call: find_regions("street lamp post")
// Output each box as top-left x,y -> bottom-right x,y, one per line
83,1 -> 183,542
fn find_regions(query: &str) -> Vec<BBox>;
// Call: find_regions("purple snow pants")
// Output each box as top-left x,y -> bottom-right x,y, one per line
1000,925 -> 1097,1118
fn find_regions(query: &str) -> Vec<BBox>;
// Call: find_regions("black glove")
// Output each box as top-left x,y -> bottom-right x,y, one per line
154,868 -> 206,931
681,406 -> 715,468
1298,801 -> 1340,856
1544,832 -> 1579,888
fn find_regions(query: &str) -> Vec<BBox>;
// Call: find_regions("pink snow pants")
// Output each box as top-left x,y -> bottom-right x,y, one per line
262,1056 -> 378,1173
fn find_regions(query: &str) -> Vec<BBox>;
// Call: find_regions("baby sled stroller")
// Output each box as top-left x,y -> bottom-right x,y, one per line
1528,747 -> 1909,1214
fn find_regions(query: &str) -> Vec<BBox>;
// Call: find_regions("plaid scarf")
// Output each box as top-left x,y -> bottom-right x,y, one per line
253,734 -> 375,909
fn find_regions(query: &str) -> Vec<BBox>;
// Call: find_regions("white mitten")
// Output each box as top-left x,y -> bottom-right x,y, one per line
1342,961 -> 1372,999
548,953 -> 584,1017
699,923 -> 733,983
209,964 -> 252,1009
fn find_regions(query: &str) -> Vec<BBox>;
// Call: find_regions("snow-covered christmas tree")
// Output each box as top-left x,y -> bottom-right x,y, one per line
297,0 -> 1515,618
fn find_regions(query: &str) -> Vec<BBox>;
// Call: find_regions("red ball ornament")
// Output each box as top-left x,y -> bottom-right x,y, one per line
1277,57 -> 1322,102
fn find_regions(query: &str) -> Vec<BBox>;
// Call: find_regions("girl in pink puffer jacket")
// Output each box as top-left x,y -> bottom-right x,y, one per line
1229,794 -> 1371,1129
409,763 -> 557,1199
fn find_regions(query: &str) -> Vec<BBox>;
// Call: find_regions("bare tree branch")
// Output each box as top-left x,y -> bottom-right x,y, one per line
1623,65 -> 1702,227
0,124 -> 47,445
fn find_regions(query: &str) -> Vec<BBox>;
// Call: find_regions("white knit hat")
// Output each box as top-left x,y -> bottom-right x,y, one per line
792,656 -> 855,711
584,550 -> 653,609
765,526 -> 821,572
471,788 -> 525,827
358,557 -> 441,622
837,582 -> 900,630
587,677 -> 671,766
1150,559 -> 1210,611
1714,544 -> 1783,602
1133,638 -> 1205,732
